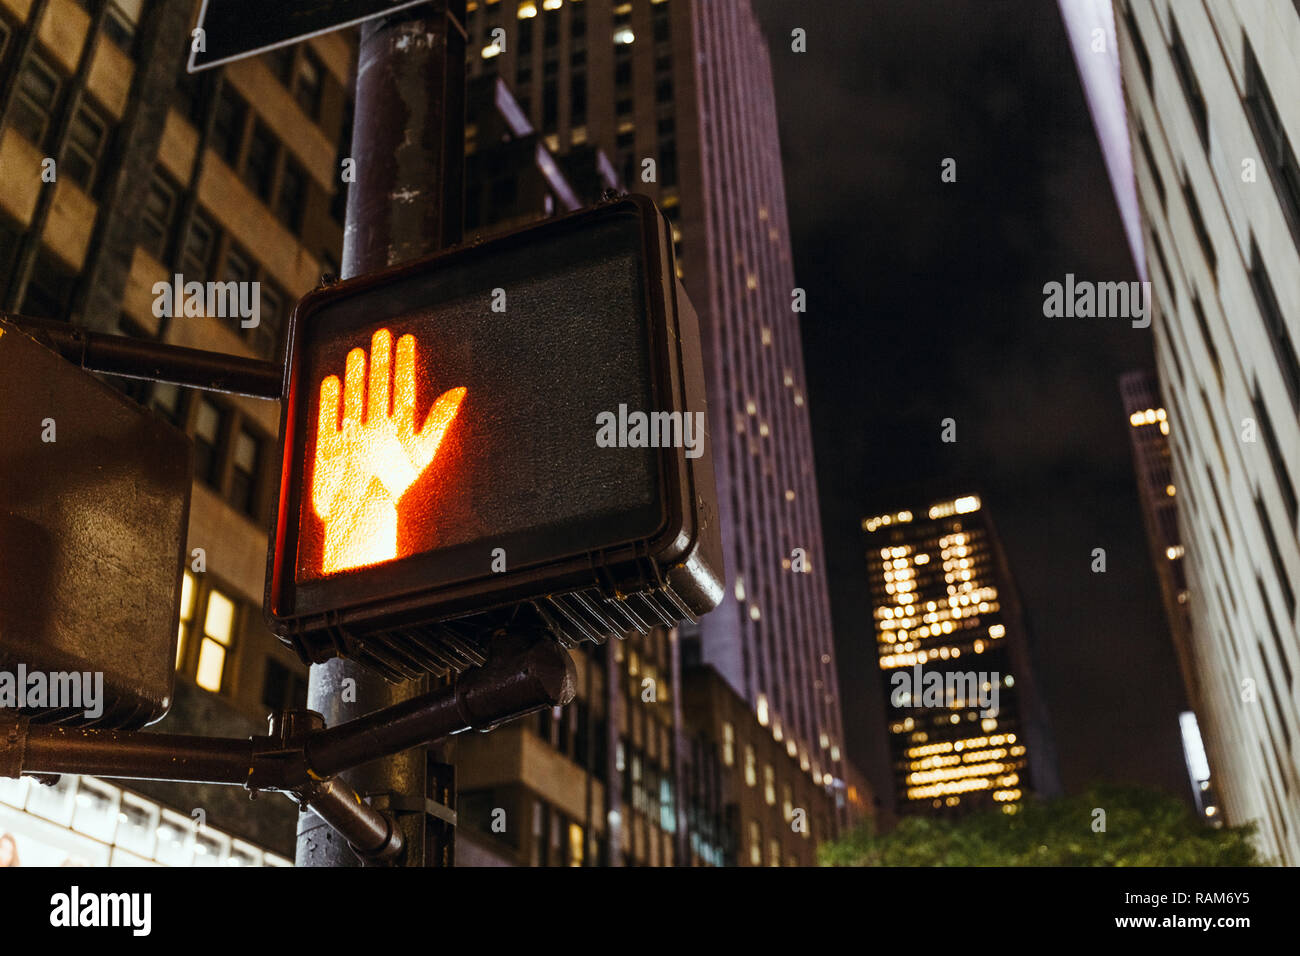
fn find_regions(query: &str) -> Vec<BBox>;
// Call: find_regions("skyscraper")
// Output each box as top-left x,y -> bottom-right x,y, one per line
465,0 -> 845,799
862,495 -> 1060,817
1107,1 -> 1300,864
1119,370 -> 1198,703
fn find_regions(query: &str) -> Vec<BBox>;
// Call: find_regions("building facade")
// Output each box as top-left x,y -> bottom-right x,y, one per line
0,0 -> 352,861
464,0 -> 846,813
678,655 -> 866,867
862,495 -> 1061,818
1113,0 -> 1300,864
1120,370 -> 1198,699
452,629 -> 684,867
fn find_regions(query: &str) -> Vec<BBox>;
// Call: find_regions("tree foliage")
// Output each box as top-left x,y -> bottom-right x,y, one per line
819,785 -> 1264,866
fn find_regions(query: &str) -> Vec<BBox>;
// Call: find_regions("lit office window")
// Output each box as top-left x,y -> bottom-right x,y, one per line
748,821 -> 761,865
722,722 -> 735,765
196,589 -> 235,692
568,823 -> 584,867
763,765 -> 776,805
744,744 -> 756,786
177,570 -> 196,668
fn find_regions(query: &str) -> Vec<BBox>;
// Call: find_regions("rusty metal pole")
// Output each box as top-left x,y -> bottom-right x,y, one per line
297,0 -> 467,868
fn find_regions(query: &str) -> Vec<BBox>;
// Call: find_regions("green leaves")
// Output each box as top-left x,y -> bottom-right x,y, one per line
819,785 -> 1264,866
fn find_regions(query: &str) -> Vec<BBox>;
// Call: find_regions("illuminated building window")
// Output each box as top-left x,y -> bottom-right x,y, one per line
744,745 -> 757,787
756,693 -> 769,726
749,822 -> 761,865
722,722 -> 735,766
769,838 -> 781,867
196,589 -> 236,693
782,784 -> 793,821
176,570 -> 196,669
568,823 -> 584,866
517,1 -> 537,17
764,765 -> 776,805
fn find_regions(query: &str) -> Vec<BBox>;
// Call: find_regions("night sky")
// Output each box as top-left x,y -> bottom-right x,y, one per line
750,0 -> 1191,810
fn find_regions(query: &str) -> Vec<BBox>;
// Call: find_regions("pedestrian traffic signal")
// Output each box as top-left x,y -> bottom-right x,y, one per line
265,197 -> 723,678
0,317 -> 192,728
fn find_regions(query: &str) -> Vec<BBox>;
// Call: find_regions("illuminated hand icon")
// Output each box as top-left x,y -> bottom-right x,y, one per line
312,328 -> 466,574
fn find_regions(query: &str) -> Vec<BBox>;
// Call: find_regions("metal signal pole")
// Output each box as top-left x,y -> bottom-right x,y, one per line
296,0 -> 468,868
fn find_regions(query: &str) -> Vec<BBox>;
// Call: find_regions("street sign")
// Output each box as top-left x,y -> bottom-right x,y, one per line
188,0 -> 432,73
265,196 -> 724,679
0,317 -> 192,729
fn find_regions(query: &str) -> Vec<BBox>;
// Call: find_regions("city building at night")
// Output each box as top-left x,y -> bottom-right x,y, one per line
0,0 -> 351,863
450,632 -> 681,867
1111,0 -> 1299,864
678,653 -> 868,867
1120,370 -> 1198,705
862,495 -> 1060,818
450,632 -> 867,868
464,0 -> 846,815
0,0 -> 631,864
0,0 -> 846,866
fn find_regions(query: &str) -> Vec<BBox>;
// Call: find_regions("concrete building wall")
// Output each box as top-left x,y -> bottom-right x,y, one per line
1115,0 -> 1300,864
